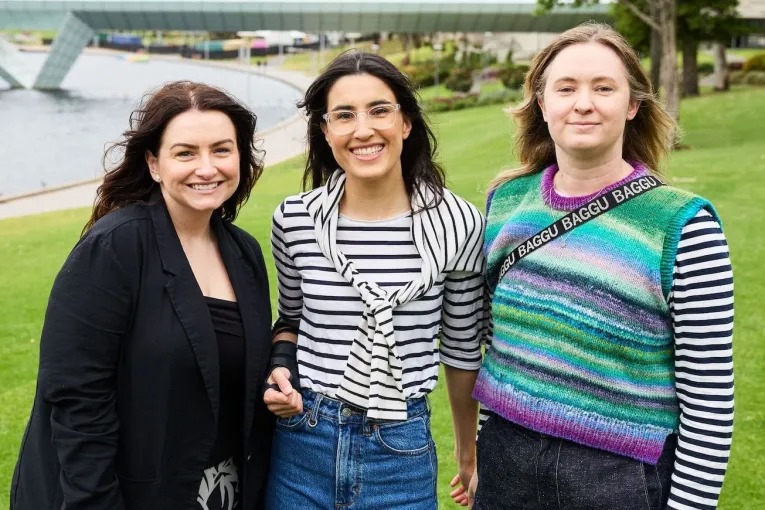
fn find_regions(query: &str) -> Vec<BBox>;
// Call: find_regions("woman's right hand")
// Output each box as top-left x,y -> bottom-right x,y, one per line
467,468 -> 478,509
263,367 -> 303,417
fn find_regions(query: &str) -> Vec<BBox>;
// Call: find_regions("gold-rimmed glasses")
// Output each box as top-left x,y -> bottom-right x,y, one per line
322,103 -> 401,135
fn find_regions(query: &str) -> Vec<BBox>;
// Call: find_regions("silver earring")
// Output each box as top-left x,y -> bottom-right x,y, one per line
153,175 -> 161,183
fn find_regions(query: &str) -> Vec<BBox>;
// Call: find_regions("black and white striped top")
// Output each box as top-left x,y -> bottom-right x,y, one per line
271,196 -> 486,403
667,209 -> 734,509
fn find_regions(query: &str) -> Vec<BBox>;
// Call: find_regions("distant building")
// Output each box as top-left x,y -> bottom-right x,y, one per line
245,31 -> 318,48
738,0 -> 765,46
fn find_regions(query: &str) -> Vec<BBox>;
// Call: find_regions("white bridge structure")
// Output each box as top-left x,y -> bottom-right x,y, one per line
0,0 -> 611,89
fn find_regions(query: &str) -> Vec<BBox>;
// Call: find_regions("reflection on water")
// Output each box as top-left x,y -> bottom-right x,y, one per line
0,52 -> 302,196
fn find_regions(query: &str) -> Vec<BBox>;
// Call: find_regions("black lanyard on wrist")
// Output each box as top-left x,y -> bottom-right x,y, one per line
497,174 -> 665,282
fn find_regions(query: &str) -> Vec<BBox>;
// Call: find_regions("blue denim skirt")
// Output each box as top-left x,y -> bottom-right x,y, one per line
474,412 -> 676,510
265,389 -> 438,510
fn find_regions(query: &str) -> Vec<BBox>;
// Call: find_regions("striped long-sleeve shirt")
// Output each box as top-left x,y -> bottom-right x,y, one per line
271,195 -> 486,401
667,209 -> 734,509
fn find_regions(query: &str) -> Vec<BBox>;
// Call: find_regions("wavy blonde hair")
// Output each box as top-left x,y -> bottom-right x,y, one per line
489,22 -> 676,192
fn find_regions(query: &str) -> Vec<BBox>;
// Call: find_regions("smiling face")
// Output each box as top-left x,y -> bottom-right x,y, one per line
321,73 -> 411,189
538,42 -> 639,165
146,109 -> 240,224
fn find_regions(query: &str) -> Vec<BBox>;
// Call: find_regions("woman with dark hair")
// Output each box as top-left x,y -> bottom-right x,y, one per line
470,23 -> 734,509
11,81 -> 275,510
262,50 -> 486,509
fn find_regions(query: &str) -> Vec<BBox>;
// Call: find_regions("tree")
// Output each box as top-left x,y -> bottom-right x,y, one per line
711,42 -> 729,91
679,1 -> 749,94
538,0 -> 680,120
612,0 -> 660,91
612,0 -> 747,96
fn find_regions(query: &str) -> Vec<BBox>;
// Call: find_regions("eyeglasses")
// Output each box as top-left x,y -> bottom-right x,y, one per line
322,104 -> 401,135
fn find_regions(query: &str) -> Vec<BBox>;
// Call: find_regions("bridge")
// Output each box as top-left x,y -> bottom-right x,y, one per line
0,0 -> 610,90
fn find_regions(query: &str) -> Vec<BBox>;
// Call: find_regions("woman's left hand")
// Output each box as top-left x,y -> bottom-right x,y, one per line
263,367 -> 303,417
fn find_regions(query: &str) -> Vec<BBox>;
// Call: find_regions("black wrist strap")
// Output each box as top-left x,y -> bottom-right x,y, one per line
271,316 -> 299,337
268,340 -> 300,390
497,174 -> 665,282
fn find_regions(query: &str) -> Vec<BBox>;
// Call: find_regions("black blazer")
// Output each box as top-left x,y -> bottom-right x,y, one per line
10,197 -> 274,510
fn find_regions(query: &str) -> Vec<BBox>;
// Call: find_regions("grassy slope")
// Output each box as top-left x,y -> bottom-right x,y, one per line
1,88 -> 763,508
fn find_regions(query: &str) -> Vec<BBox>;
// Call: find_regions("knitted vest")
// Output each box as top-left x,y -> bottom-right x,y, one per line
473,168 -> 716,464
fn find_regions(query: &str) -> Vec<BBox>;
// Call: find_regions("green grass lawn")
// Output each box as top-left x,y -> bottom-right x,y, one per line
265,38 -> 439,73
697,47 -> 765,64
417,79 -> 509,101
1,87 -> 764,508
260,39 -> 395,72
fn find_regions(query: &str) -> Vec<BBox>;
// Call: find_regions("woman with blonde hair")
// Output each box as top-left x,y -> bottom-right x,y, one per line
470,23 -> 733,509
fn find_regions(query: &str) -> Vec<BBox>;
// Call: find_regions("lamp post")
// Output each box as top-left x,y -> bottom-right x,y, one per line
433,43 -> 443,91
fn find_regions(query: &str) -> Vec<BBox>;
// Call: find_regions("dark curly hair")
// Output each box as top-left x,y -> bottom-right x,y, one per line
84,80 -> 264,233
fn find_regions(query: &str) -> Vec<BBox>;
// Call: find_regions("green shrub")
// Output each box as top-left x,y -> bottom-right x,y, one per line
697,62 -> 715,76
499,64 -> 529,90
439,51 -> 457,67
729,70 -> 746,84
402,61 -> 452,88
456,95 -> 483,110
422,88 -> 519,113
729,70 -> 765,86
444,67 -> 473,93
460,51 -> 484,70
425,100 -> 453,113
477,88 -> 522,106
743,71 -> 765,86
742,53 -> 765,72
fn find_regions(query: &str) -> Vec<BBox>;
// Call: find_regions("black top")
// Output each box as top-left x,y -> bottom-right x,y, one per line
205,296 -> 245,466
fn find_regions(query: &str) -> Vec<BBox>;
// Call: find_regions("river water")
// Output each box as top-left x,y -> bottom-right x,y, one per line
0,52 -> 303,197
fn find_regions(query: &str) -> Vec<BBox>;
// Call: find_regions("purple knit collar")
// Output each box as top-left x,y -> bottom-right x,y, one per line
541,162 -> 649,211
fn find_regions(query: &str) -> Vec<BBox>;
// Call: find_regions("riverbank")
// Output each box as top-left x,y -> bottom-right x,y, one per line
0,48 -> 313,219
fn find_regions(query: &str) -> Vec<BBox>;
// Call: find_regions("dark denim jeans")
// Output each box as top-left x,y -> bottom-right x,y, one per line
265,389 -> 438,510
474,413 -> 676,510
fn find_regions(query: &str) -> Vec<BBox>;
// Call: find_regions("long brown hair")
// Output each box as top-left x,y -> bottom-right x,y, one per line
83,81 -> 264,233
490,22 -> 676,191
298,50 -> 445,207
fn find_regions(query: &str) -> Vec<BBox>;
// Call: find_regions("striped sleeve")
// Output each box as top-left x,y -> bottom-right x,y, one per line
667,209 -> 734,510
439,271 -> 484,370
271,200 -> 303,326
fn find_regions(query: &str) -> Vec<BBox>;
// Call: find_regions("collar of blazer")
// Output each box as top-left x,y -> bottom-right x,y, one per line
145,189 -> 272,447
146,189 -> 242,277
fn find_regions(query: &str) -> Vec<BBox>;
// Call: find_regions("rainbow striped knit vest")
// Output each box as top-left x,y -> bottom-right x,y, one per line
473,165 -> 716,464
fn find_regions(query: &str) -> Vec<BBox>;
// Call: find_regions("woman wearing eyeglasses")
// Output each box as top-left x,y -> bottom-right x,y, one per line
262,50 -> 486,509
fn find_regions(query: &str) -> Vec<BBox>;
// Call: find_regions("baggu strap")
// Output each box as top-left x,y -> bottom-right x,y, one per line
497,174 -> 665,282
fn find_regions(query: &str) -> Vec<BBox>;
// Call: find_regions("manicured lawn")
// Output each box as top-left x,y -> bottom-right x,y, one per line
268,38 -> 441,72
697,47 -> 765,64
417,79 -> 510,100
1,87 -> 763,508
